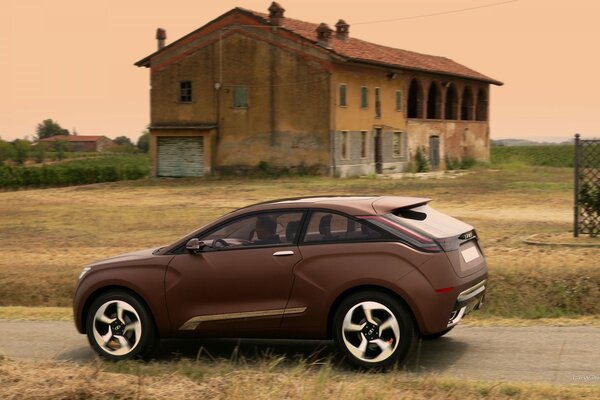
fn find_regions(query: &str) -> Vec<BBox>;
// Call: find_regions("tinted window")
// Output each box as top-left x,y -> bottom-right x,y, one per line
200,212 -> 303,249
303,212 -> 384,243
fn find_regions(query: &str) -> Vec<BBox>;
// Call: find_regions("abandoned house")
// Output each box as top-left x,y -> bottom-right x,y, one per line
135,2 -> 502,177
38,134 -> 117,152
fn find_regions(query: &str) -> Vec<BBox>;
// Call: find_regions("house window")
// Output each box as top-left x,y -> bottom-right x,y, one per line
179,81 -> 192,103
360,131 -> 368,158
339,84 -> 347,107
393,132 -> 404,157
361,87 -> 368,108
234,86 -> 248,108
375,87 -> 381,118
395,90 -> 402,112
340,131 -> 349,160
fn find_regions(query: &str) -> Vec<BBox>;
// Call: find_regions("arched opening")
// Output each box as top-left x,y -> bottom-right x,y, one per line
407,79 -> 423,118
444,84 -> 458,120
461,86 -> 474,120
476,88 -> 488,121
427,82 -> 440,119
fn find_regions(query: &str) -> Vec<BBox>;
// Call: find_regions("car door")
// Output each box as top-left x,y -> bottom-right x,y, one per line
165,210 -> 305,336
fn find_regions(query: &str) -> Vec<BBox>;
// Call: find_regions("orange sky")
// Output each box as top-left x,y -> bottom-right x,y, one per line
2,0 -> 599,142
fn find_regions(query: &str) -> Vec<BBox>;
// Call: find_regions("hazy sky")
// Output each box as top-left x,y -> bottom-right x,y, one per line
2,0 -> 599,142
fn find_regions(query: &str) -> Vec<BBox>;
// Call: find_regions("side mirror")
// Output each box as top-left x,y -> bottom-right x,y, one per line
186,238 -> 205,253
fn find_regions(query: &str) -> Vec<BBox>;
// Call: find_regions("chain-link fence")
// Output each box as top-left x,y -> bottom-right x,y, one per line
574,134 -> 600,237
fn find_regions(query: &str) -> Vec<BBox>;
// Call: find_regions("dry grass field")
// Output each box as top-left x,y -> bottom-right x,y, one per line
1,357 -> 599,400
0,166 -> 599,318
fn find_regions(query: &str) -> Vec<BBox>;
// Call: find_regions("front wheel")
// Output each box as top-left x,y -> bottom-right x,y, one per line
333,291 -> 417,369
86,291 -> 157,360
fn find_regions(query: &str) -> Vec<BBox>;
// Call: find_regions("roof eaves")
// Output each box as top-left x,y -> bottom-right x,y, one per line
346,57 -> 503,86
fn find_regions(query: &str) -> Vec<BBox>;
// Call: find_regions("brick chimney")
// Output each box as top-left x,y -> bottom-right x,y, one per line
268,2 -> 285,26
335,19 -> 350,40
156,28 -> 166,50
316,23 -> 333,47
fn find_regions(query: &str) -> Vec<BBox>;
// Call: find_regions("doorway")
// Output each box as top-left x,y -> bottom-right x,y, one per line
429,136 -> 440,170
375,128 -> 383,173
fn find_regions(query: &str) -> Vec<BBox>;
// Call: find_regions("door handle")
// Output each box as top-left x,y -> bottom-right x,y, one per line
273,250 -> 294,257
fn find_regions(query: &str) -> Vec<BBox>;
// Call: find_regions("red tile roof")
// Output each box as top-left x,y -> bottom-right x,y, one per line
244,9 -> 501,85
39,135 -> 109,142
136,6 -> 501,85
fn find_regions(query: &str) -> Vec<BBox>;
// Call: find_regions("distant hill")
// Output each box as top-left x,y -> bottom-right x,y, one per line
491,139 -> 572,147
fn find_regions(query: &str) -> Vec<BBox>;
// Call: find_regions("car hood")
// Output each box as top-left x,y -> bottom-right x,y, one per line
88,247 -> 161,269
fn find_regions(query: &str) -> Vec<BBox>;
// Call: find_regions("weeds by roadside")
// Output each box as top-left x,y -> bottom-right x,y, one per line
1,357 -> 598,400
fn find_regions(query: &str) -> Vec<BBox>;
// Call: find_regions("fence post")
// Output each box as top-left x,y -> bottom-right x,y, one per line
574,133 -> 580,237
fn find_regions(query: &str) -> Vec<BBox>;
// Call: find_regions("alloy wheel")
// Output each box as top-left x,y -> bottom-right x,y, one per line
92,300 -> 142,357
341,301 -> 400,363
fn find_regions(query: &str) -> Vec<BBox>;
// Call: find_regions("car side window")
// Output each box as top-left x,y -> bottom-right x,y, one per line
199,211 -> 304,250
302,212 -> 384,243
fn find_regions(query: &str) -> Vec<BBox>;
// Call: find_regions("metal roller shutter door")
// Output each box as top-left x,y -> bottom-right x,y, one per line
157,136 -> 204,177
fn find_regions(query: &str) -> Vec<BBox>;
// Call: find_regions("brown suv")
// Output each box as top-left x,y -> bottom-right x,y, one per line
73,196 -> 487,368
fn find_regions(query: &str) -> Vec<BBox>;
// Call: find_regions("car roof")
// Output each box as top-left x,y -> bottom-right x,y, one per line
233,195 -> 431,216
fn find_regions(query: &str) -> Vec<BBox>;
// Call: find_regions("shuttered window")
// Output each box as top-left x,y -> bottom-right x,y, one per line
234,86 -> 248,108
339,84 -> 347,107
361,87 -> 368,108
395,90 -> 402,112
393,132 -> 404,158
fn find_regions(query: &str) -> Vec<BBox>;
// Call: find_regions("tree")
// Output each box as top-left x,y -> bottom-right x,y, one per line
114,136 -> 134,147
0,139 -> 15,165
137,131 -> 149,153
13,139 -> 31,165
114,136 -> 136,153
36,119 -> 69,140
53,140 -> 68,161
33,142 -> 48,163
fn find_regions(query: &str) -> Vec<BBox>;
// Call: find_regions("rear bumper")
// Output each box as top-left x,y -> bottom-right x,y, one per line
447,279 -> 486,327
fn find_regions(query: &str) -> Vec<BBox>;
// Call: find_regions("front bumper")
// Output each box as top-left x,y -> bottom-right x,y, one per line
447,279 -> 486,327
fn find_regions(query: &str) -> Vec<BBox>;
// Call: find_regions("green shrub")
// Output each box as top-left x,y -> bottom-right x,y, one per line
445,156 -> 460,170
460,156 -> 477,169
0,139 -> 15,165
415,147 -> 429,172
13,140 -> 30,165
0,155 -> 149,190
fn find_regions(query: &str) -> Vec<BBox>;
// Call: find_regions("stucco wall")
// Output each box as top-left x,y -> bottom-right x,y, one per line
406,120 -> 490,168
149,13 -> 332,174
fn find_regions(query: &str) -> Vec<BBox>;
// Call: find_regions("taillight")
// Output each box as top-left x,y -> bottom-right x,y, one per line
359,216 -> 442,252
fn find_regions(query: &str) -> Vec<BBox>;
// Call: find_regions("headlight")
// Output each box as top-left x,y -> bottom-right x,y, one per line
78,267 -> 91,280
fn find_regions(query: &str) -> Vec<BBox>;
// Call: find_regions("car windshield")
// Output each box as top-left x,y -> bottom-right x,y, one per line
386,205 -> 472,239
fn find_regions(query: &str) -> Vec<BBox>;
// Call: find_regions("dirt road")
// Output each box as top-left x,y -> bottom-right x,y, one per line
0,320 -> 598,385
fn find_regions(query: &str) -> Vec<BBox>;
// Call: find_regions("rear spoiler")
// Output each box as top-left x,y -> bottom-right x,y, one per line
371,197 -> 431,215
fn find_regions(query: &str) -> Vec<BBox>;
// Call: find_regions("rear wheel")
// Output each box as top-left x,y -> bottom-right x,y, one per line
86,291 -> 157,360
333,291 -> 417,369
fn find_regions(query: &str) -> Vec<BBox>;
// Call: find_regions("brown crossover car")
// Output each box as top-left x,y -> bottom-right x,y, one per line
74,196 -> 487,368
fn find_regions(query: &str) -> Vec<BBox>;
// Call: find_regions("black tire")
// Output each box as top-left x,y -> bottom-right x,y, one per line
85,290 -> 157,360
333,290 -> 417,369
421,325 -> 455,340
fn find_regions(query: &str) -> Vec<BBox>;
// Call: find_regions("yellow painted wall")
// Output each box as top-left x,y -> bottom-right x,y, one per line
331,64 -> 406,132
